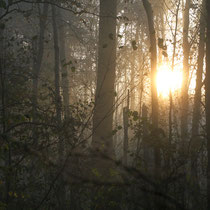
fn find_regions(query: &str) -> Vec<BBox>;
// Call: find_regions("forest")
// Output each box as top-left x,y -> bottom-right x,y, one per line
0,0 -> 210,209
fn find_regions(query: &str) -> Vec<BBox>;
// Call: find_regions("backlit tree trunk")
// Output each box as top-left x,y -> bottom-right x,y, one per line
191,1 -> 206,208
181,0 -> 190,145
142,0 -> 160,178
205,0 -> 210,209
92,0 -> 117,160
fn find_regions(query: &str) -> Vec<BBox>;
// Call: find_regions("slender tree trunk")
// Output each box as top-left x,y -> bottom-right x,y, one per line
0,15 -> 9,204
123,90 -> 129,166
57,9 -> 70,119
114,82 -> 119,144
142,1 -> 162,209
181,0 -> 190,145
191,1 -> 206,209
52,5 -> 62,162
130,57 -> 135,110
142,0 -> 160,178
90,1 -> 117,207
142,104 -> 149,170
169,0 -> 181,146
130,27 -> 138,110
141,104 -> 153,209
180,1 -> 191,207
192,0 -> 206,154
52,5 -> 65,208
32,2 -> 49,144
92,0 -> 117,160
206,0 -> 210,209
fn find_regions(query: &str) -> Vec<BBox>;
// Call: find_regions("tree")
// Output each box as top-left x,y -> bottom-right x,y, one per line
52,4 -> 65,208
206,0 -> 210,209
191,1 -> 206,208
32,2 -> 49,144
181,0 -> 191,145
92,0 -> 117,160
142,0 -> 160,178
57,8 -> 70,118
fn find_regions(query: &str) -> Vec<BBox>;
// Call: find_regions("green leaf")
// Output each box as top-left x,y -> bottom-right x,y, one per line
71,66 -> 76,72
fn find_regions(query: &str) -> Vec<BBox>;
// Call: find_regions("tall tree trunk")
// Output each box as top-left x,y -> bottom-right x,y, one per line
92,0 -> 117,160
142,104 -> 149,170
32,2 -> 49,144
52,5 -> 65,208
123,90 -> 129,166
191,1 -> 206,209
57,9 -> 70,119
206,0 -> 210,209
141,104 -> 153,209
142,0 -> 160,178
180,1 -> 191,206
169,0 -> 181,146
52,5 -> 63,162
0,12 -> 9,204
130,57 -> 135,110
181,0 -> 190,146
90,1 -> 117,208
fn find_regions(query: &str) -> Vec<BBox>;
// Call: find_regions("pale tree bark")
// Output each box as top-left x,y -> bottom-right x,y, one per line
181,0 -> 190,146
92,0 -> 117,161
57,9 -> 70,118
130,57 -> 135,110
32,2 -> 49,144
191,1 -> 206,209
206,0 -> 210,209
90,2 -> 117,206
142,0 -> 160,178
130,26 -> 138,110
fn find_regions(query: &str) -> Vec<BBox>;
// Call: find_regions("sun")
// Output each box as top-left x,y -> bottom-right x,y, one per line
156,64 -> 182,98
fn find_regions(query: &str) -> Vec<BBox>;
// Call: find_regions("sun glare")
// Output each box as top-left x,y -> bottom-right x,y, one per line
156,64 -> 182,98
